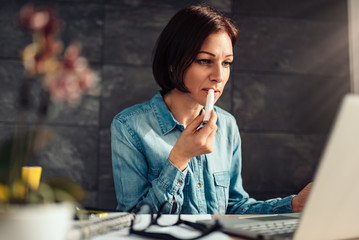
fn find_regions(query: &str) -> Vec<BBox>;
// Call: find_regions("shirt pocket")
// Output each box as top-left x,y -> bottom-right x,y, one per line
213,171 -> 230,214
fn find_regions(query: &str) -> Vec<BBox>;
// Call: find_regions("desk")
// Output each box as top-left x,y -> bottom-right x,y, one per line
212,215 -> 257,240
90,214 -> 256,240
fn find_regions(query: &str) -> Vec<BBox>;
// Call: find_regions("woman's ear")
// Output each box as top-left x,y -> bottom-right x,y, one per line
169,65 -> 173,72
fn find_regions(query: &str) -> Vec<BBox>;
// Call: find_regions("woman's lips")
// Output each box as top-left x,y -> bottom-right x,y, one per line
203,88 -> 220,94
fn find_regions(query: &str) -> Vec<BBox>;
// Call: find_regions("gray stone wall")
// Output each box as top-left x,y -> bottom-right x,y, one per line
0,0 -> 350,209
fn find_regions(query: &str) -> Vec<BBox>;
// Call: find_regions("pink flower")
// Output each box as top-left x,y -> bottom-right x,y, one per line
18,4 -> 60,35
18,4 -> 97,105
43,43 -> 98,105
44,71 -> 80,105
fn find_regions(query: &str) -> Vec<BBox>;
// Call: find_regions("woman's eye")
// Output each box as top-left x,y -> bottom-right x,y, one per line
197,59 -> 211,65
223,61 -> 233,67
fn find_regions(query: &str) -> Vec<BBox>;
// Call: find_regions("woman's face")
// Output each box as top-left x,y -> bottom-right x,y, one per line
183,30 -> 233,106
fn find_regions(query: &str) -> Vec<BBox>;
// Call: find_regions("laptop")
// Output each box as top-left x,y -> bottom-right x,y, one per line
198,94 -> 359,240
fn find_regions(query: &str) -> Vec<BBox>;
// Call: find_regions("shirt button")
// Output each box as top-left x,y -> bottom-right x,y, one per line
177,180 -> 182,186
197,182 -> 201,188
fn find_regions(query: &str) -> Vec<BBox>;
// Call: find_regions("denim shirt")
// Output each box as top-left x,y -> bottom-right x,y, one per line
111,91 -> 294,214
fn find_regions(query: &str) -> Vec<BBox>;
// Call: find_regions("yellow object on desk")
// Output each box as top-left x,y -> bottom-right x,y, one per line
22,166 -> 42,190
86,210 -> 109,218
76,207 -> 109,219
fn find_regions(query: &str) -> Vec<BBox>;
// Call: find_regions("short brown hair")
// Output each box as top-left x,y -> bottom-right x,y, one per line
152,5 -> 238,94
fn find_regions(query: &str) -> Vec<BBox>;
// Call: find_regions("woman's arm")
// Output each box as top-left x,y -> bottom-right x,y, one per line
111,118 -> 186,213
226,124 -> 295,214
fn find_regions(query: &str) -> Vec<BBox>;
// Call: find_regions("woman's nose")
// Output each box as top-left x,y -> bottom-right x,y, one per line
210,63 -> 224,83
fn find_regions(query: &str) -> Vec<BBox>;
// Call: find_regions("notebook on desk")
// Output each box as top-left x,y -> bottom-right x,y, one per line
198,94 -> 359,240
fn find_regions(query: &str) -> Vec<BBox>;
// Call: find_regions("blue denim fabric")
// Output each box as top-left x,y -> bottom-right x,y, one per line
111,91 -> 295,214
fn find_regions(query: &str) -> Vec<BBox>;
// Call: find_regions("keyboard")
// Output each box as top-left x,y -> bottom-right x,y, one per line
233,219 -> 299,236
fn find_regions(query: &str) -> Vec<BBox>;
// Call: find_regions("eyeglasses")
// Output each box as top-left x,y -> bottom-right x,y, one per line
129,201 -> 221,240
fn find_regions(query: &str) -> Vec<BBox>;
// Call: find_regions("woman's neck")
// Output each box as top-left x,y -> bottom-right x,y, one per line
164,89 -> 202,127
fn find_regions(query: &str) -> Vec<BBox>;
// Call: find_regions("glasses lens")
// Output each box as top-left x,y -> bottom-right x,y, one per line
156,201 -> 180,227
132,204 -> 152,231
156,213 -> 179,227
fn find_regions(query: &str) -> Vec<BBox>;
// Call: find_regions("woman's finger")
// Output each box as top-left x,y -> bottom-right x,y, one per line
185,110 -> 205,133
201,110 -> 217,132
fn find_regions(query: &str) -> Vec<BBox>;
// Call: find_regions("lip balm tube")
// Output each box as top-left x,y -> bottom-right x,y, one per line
203,89 -> 214,123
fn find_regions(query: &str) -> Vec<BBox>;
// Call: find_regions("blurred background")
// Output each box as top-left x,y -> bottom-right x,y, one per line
0,0 -> 351,210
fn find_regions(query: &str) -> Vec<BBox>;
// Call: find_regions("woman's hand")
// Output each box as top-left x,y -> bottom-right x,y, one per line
291,182 -> 312,212
169,110 -> 217,171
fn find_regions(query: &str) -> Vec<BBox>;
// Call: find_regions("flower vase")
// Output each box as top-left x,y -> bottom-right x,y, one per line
0,202 -> 74,240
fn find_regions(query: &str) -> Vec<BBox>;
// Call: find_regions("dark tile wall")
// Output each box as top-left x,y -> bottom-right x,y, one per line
232,0 -> 350,198
0,0 -> 350,209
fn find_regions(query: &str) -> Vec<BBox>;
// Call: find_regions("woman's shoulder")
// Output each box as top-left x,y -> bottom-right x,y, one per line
214,105 -> 237,122
113,100 -> 153,124
214,105 -> 240,136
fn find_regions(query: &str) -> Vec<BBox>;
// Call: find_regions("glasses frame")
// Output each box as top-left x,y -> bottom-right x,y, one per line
129,201 -> 221,240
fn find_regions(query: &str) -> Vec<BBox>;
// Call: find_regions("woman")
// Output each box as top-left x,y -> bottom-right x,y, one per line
111,5 -> 311,214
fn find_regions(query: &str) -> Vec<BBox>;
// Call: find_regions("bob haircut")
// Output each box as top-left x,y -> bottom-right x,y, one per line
152,5 -> 239,94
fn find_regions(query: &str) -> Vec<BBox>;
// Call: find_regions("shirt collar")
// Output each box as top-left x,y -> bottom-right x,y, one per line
150,91 -> 183,135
